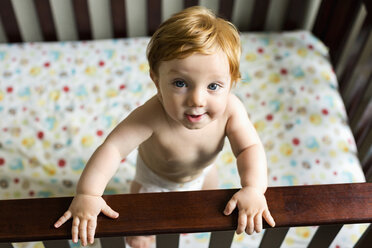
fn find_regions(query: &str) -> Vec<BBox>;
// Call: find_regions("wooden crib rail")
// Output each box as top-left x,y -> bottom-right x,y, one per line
0,183 -> 371,247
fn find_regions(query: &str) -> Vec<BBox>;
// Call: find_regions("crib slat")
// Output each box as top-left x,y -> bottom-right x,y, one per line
361,132 -> 372,178
110,0 -> 127,38
312,0 -> 334,37
347,33 -> 372,125
339,16 -> 371,97
147,0 -> 161,36
73,0 -> 92,40
283,0 -> 309,30
337,12 -> 372,175
366,0 -> 372,22
100,236 -> 126,248
0,243 -> 13,248
355,224 -> 372,248
350,76 -> 372,132
313,0 -> 361,65
0,0 -> 22,42
249,0 -> 270,31
259,227 -> 289,248
156,234 -> 179,247
34,0 -> 57,41
355,99 -> 372,168
325,0 -> 360,64
218,0 -> 235,21
184,0 -> 199,8
307,225 -> 343,248
43,240 -> 70,248
346,35 -> 372,170
365,156 -> 372,182
208,231 -> 235,248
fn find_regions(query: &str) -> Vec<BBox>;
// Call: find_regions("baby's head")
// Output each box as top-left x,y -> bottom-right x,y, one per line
147,6 -> 241,86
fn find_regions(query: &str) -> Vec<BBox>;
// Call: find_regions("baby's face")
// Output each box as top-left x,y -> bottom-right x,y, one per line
152,50 -> 231,129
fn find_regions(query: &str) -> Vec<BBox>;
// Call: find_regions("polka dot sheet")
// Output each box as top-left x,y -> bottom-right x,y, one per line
0,31 -> 367,248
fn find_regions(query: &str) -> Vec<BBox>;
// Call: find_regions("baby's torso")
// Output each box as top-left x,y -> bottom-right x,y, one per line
138,110 -> 227,183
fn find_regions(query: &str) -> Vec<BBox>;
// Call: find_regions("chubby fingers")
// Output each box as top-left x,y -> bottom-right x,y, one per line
224,198 -> 257,235
87,218 -> 97,245
54,210 -> 72,228
224,197 -> 275,235
223,197 -> 237,216
246,214 -> 255,235
236,212 -> 247,234
101,203 -> 119,219
71,217 -> 97,246
237,212 -> 262,235
72,217 -> 80,244
263,209 -> 276,227
79,219 -> 88,246
254,212 -> 263,233
239,210 -> 275,235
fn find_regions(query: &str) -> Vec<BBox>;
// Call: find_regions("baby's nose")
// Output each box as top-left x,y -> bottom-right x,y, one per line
187,89 -> 206,107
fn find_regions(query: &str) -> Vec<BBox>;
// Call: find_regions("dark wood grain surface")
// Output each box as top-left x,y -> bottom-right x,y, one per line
72,0 -> 92,40
0,183 -> 371,243
34,0 -> 57,41
147,0 -> 161,36
0,0 -> 22,42
110,0 -> 127,38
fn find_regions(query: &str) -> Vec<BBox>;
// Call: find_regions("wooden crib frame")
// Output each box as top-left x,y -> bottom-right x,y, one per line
0,0 -> 371,247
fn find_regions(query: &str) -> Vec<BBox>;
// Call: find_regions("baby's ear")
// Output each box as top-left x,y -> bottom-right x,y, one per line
150,70 -> 159,89
150,70 -> 163,101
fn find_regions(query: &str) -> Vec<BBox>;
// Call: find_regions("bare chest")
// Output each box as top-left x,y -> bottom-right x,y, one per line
141,121 -> 226,166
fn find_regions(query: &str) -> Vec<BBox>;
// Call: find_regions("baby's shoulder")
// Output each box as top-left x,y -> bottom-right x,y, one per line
129,95 -> 168,129
225,93 -> 246,116
133,95 -> 163,119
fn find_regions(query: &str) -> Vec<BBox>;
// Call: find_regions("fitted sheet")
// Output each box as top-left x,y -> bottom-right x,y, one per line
0,31 -> 367,248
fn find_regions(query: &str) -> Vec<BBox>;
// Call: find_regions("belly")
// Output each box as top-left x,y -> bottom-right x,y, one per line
138,143 -> 221,183
138,126 -> 226,183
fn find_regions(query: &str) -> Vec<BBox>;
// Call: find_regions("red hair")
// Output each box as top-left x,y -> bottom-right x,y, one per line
147,6 -> 241,86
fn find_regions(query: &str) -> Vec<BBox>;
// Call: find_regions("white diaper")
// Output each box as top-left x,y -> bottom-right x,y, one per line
134,154 -> 213,193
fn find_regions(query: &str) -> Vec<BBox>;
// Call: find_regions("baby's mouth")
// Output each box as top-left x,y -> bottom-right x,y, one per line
185,113 -> 205,122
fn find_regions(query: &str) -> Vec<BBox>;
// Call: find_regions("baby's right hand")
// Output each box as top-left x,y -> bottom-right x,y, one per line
54,194 -> 119,246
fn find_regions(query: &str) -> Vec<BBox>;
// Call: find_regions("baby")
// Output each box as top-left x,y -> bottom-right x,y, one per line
54,6 -> 275,248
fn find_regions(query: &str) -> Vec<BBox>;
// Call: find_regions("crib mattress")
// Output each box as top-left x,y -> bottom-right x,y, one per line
0,31 -> 367,248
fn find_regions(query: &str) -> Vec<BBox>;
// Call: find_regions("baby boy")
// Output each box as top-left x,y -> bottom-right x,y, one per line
54,6 -> 275,248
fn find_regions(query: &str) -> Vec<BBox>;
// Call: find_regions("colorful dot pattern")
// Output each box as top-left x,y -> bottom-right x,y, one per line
0,31 -> 367,248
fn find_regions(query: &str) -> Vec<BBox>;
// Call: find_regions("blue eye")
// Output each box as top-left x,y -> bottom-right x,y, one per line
208,83 -> 220,91
173,80 -> 186,88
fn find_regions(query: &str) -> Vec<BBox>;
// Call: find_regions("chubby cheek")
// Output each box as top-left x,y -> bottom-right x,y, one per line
208,106 -> 225,120
161,93 -> 184,117
208,96 -> 228,118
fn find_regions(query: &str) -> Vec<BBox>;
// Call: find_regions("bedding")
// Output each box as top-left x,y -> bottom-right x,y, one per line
0,31 -> 367,248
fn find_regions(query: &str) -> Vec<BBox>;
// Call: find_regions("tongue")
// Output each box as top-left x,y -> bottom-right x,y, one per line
187,114 -> 202,122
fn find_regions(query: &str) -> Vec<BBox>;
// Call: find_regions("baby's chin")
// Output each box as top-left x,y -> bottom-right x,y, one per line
183,124 -> 204,130
181,118 -> 214,130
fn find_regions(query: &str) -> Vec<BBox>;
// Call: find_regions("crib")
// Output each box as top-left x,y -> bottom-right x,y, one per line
0,0 -> 371,247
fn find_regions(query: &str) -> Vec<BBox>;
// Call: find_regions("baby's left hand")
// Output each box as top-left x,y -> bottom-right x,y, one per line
224,186 -> 275,235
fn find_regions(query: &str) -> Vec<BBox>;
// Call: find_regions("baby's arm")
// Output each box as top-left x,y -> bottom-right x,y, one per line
224,95 -> 275,234
54,102 -> 155,246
